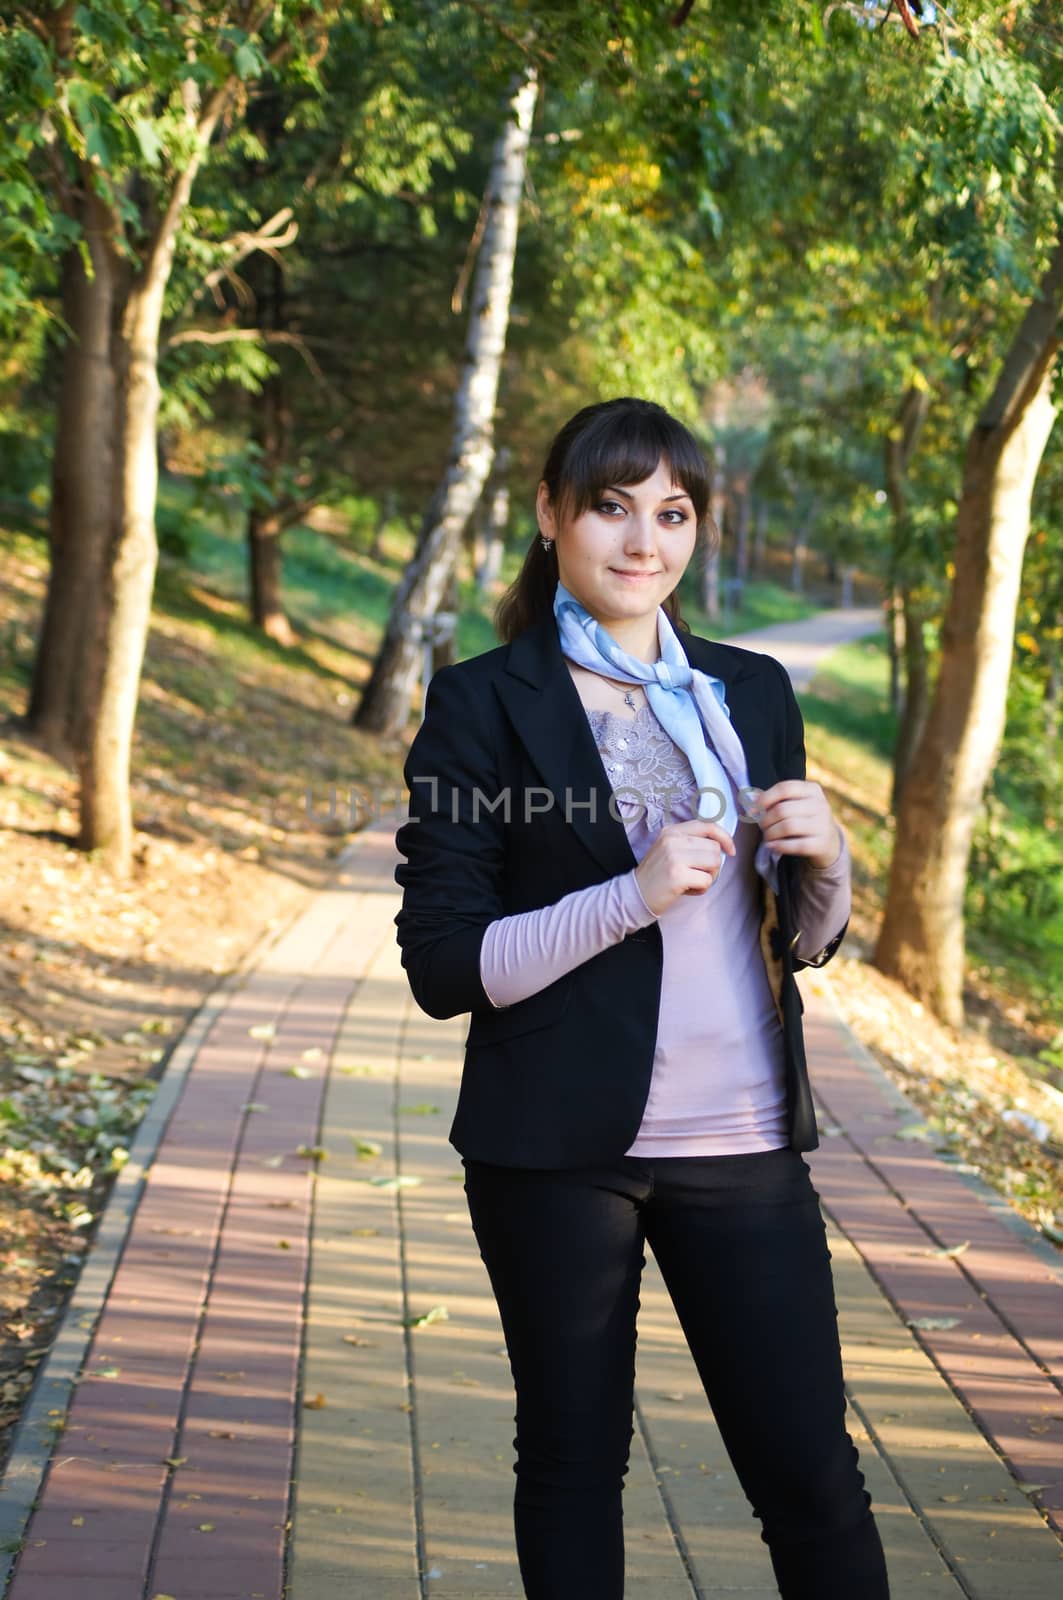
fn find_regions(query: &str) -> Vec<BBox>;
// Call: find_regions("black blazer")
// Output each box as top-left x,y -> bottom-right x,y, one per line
393,609 -> 847,1168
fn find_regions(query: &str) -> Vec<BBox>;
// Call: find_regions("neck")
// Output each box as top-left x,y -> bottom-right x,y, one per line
594,611 -> 660,663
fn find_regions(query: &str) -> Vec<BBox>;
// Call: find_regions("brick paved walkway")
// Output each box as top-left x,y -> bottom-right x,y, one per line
2,822 -> 1062,1600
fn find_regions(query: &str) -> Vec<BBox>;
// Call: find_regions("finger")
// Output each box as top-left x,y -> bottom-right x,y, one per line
756,780 -> 808,807
769,833 -> 831,856
758,796 -> 827,831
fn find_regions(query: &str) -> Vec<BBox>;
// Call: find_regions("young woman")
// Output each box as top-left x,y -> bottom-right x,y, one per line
394,397 -> 889,1599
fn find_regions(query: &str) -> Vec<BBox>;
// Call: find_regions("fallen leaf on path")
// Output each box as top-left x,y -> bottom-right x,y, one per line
248,1024 -> 276,1040
403,1305 -> 449,1329
304,1392 -> 327,1409
908,1317 -> 961,1331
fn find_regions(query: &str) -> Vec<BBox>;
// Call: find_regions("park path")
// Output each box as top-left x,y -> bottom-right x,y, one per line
2,609 -> 1061,1600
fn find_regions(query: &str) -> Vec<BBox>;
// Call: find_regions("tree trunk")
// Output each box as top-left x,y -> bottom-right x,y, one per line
370,490 -> 396,561
247,256 -> 296,646
701,420 -> 726,618
27,190 -> 117,759
874,236 -> 1063,1025
886,583 -> 903,717
78,279 -> 164,870
883,381 -> 931,809
750,495 -> 766,578
890,584 -> 930,812
790,525 -> 807,593
1045,661 -> 1061,749
249,505 -> 295,645
732,475 -> 751,582
432,569 -> 461,673
476,444 -> 510,593
354,65 -> 539,736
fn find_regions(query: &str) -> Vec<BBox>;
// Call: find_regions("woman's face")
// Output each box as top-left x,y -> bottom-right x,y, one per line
538,456 -> 698,636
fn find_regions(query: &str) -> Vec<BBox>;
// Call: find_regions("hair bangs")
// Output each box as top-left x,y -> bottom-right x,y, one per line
548,401 -> 711,532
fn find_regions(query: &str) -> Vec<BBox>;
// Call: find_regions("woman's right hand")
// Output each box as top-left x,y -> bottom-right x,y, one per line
634,817 -> 737,916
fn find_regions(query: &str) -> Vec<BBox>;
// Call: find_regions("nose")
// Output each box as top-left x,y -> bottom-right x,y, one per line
624,515 -> 658,556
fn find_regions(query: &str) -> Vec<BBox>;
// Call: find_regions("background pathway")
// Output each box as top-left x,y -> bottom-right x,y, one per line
2,611 -> 1061,1599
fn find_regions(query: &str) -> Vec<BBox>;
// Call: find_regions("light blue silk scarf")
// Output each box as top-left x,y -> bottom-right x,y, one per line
553,581 -> 780,891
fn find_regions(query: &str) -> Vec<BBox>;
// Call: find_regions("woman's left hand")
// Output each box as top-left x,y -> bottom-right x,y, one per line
744,780 -> 842,871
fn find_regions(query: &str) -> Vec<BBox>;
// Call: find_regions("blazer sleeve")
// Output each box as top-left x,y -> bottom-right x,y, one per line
771,654 -> 849,973
393,664 -> 507,1021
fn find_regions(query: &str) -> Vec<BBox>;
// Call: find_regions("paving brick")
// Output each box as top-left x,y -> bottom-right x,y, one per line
12,1537 -> 151,1580
7,1579 -> 149,1600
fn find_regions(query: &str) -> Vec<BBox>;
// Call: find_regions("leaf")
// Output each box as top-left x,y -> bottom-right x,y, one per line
343,1335 -> 376,1347
248,1024 -> 276,1040
896,1122 -> 935,1142
131,117 -> 163,167
241,1102 -> 269,1113
296,1144 -> 327,1159
907,1316 -> 961,1331
403,1304 -> 449,1329
303,1391 -> 327,1409
368,1175 -> 421,1191
354,1139 -> 382,1160
164,1456 -> 187,1468
286,1066 -> 314,1079
234,40 -> 265,80
399,1103 -> 440,1116
197,1523 -> 215,1533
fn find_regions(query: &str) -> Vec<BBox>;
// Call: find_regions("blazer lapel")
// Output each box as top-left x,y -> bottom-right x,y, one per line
495,610 -> 779,881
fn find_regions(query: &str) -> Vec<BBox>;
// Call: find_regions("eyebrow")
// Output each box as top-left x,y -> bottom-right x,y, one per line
602,485 -> 693,504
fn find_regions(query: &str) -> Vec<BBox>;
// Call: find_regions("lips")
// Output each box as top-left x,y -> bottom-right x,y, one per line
610,569 -> 660,578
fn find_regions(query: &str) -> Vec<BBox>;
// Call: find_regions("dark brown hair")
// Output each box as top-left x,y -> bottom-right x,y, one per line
494,397 -> 715,644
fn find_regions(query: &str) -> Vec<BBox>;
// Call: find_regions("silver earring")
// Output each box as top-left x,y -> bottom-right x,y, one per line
540,534 -> 553,553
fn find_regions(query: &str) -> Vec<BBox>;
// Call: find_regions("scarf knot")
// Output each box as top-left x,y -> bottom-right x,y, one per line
553,581 -> 779,892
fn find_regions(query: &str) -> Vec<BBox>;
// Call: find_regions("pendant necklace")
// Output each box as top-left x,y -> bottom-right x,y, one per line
607,677 -> 638,710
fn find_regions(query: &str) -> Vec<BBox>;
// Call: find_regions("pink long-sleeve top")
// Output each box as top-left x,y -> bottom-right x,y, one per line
478,699 -> 851,1157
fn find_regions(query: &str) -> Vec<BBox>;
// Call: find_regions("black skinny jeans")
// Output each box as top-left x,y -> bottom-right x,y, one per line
463,1146 -> 889,1600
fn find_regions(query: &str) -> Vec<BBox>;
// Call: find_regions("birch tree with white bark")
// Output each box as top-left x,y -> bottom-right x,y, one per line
353,64 -> 539,737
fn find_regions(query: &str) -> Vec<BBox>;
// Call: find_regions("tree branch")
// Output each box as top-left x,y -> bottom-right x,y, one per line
174,207 -> 299,320
977,231 -> 1063,437
163,325 -> 325,380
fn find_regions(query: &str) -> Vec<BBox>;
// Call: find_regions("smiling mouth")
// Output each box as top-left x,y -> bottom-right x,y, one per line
611,569 -> 661,578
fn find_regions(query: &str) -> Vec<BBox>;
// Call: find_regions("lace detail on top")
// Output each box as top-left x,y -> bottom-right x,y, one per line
586,704 -> 701,830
